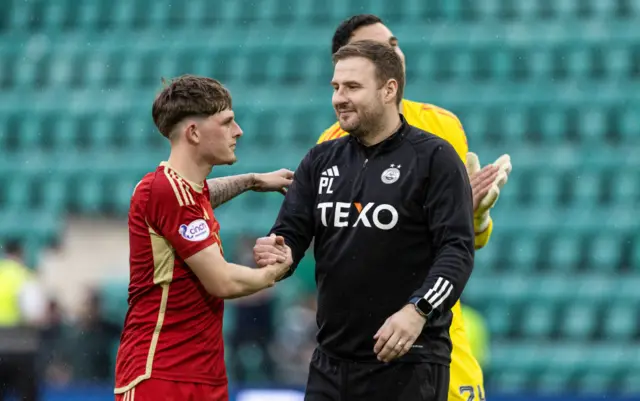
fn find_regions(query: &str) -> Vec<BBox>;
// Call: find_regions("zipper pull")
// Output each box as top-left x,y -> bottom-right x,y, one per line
363,158 -> 368,167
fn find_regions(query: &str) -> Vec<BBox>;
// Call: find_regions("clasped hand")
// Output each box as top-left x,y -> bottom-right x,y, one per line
253,234 -> 293,278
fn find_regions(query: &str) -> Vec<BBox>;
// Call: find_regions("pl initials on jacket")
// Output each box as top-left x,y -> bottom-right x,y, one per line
270,115 -> 475,365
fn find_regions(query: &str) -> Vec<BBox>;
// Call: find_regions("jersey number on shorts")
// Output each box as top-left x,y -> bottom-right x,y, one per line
459,385 -> 485,401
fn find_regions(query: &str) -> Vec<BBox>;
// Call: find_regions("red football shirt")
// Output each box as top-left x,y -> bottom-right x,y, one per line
114,162 -> 227,394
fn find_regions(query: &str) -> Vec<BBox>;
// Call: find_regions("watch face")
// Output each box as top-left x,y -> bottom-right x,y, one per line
416,298 -> 433,315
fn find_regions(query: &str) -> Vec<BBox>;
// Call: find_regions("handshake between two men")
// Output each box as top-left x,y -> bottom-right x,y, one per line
250,151 -> 512,364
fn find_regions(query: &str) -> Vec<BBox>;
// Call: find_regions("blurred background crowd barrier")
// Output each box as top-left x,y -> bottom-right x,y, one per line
0,0 -> 639,400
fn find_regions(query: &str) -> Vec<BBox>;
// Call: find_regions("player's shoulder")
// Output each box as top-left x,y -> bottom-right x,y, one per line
147,163 -> 197,208
406,99 -> 463,126
403,98 -> 468,160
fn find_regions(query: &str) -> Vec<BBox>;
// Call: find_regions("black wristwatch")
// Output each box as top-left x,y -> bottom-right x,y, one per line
409,296 -> 433,319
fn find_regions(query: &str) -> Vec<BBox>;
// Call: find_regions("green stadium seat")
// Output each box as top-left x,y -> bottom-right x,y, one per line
14,116 -> 42,151
536,274 -> 573,305
509,235 -> 539,272
611,171 -> 639,206
619,106 -> 638,143
110,178 -> 135,215
572,171 -> 600,208
535,370 -> 572,395
539,108 -> 569,144
548,234 -> 581,271
546,343 -> 584,374
6,176 -> 30,209
533,171 -> 559,208
48,114 -> 77,151
491,342 -> 548,377
77,178 -> 104,214
38,178 -> 66,214
611,276 -> 640,304
560,303 -> 597,339
580,108 -> 607,144
484,303 -> 513,338
577,345 -> 626,394
608,47 -> 632,80
588,234 -> 622,271
118,54 -> 142,88
0,209 -> 61,245
77,1 -> 102,30
88,115 -> 113,151
491,370 -> 529,394
124,117 -> 153,149
603,303 -> 637,340
573,274 -> 615,304
460,276 -> 493,304
502,108 -> 528,144
83,52 -> 111,90
520,304 -> 555,338
473,240 -> 499,273
111,1 -> 136,29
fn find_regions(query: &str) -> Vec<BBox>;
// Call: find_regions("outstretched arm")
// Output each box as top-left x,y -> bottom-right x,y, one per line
206,169 -> 293,209
206,174 -> 255,209
254,151 -> 317,279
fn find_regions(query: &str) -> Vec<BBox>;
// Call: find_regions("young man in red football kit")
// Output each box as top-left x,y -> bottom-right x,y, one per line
114,75 -> 293,401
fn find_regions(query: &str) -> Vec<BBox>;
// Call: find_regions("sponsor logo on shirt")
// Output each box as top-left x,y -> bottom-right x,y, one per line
179,219 -> 210,242
317,202 -> 398,230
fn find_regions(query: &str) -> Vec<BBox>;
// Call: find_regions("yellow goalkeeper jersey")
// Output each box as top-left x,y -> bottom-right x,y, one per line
317,98 -> 490,401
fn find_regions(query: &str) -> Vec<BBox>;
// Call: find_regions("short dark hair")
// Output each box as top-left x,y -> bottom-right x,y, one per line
332,40 -> 405,106
152,74 -> 232,139
332,14 -> 383,54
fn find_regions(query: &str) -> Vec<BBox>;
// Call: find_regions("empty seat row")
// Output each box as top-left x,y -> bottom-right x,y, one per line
5,0 -> 640,33
0,111 -> 333,152
513,170 -> 640,207
0,209 -> 61,249
475,230 -> 640,273
0,174 -> 138,215
465,274 -> 640,306
0,152 -> 636,219
475,301 -> 640,340
489,342 -> 640,394
0,113 -> 165,152
459,104 -> 639,145
2,43 -> 639,91
0,102 -> 637,154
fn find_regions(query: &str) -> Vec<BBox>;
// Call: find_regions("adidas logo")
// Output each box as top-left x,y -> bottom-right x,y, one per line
321,166 -> 340,177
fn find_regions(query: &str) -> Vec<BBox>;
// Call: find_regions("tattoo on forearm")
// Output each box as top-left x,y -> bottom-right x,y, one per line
206,174 -> 255,209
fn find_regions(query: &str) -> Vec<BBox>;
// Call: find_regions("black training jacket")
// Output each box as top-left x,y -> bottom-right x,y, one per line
269,115 -> 475,365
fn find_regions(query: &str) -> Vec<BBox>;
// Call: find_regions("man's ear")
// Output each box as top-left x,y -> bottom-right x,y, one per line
182,121 -> 200,144
384,79 -> 399,104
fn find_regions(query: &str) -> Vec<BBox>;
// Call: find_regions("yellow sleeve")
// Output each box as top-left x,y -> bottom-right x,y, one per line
438,111 -> 494,250
317,123 -> 341,144
438,111 -> 469,161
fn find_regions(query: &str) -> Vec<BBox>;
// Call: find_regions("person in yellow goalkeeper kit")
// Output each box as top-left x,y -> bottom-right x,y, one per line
317,14 -> 512,401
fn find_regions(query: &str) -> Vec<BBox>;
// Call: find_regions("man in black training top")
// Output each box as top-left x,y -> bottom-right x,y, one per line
254,40 -> 475,401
